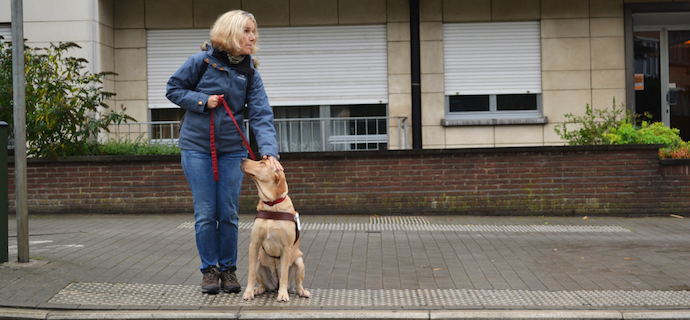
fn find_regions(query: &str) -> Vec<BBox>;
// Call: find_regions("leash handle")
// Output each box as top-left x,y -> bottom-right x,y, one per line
209,96 -> 258,182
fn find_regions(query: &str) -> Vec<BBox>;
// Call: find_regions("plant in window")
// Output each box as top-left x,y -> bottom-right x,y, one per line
0,38 -> 134,158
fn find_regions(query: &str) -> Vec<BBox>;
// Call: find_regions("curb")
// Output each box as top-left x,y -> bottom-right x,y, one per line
1,308 -> 690,320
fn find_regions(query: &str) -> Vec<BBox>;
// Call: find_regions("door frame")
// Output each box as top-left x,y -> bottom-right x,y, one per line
625,3 -> 690,124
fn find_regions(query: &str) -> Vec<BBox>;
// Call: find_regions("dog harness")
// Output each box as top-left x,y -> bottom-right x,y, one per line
255,210 -> 301,259
255,211 -> 300,244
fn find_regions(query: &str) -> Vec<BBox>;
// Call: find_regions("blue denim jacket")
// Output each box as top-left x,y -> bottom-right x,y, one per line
166,47 -> 278,158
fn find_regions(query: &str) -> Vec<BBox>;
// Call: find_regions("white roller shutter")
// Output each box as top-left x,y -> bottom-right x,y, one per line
443,21 -> 541,96
147,25 -> 388,109
147,29 -> 207,109
254,25 -> 388,106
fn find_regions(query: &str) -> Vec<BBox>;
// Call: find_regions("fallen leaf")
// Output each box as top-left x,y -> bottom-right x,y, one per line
433,268 -> 442,271
624,257 -> 631,260
583,216 -> 588,220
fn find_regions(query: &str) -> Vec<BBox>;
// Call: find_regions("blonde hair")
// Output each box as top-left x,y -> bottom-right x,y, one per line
209,10 -> 259,54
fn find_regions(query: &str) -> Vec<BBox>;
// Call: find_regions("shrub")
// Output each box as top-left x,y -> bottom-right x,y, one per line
553,98 -> 627,145
659,141 -> 690,159
0,39 -> 134,158
555,98 -> 689,159
604,120 -> 683,146
97,138 -> 181,156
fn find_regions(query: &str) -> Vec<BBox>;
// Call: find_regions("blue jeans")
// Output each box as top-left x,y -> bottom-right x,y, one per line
181,149 -> 246,273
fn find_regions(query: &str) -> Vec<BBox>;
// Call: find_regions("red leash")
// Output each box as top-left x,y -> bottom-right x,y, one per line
210,96 -> 257,181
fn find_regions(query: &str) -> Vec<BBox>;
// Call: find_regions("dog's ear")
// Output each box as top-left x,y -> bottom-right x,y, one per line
273,171 -> 288,196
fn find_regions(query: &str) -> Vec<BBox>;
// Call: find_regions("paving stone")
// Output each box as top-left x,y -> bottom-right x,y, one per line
2,214 -> 689,312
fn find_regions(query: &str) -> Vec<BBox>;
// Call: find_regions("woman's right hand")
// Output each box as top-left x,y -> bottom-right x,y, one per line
207,94 -> 224,109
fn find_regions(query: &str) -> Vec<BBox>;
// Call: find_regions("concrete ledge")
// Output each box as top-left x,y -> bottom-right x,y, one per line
441,117 -> 548,126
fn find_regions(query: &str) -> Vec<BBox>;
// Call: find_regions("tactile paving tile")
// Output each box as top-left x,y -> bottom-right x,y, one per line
49,282 -> 689,308
177,217 -> 631,233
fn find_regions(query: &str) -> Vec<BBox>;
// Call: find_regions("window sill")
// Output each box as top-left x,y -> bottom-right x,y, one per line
441,117 -> 548,127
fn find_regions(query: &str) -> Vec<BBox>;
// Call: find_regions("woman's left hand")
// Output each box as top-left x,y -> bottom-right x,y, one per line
264,155 -> 283,171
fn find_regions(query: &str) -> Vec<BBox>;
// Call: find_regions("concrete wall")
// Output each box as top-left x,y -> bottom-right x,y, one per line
104,0 -> 634,148
423,0 -> 627,149
0,0 -> 116,113
0,0 -> 111,76
3,0 -> 689,149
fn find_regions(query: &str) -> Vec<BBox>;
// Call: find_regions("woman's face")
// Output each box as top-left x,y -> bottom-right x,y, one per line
232,19 -> 256,56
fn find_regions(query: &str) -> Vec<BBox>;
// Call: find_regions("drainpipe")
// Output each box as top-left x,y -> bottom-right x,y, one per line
409,0 -> 422,149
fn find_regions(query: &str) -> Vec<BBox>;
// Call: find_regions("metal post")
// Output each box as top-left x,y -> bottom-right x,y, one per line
12,0 -> 29,263
0,122 -> 7,263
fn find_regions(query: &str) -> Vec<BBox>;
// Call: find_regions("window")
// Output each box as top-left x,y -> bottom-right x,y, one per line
149,108 -> 185,142
146,25 -> 392,151
0,24 -> 10,43
443,21 -> 544,124
272,104 -> 387,152
449,94 -> 540,113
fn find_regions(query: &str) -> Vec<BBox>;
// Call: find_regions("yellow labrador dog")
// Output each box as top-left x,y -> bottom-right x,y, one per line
240,158 -> 310,302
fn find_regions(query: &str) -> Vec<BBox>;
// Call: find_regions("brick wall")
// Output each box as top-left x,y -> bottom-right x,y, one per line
6,145 -> 690,216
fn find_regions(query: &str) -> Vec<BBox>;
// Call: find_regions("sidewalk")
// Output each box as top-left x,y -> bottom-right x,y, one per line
1,213 -> 689,320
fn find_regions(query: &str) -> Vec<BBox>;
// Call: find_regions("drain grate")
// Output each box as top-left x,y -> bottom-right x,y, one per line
49,282 -> 690,308
176,217 -> 630,233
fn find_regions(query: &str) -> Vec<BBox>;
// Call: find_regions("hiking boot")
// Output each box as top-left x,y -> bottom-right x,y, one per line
201,266 -> 220,294
220,267 -> 241,293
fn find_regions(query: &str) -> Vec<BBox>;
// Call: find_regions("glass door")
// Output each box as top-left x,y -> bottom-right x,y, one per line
633,12 -> 690,140
634,31 -> 662,123
668,30 -> 690,140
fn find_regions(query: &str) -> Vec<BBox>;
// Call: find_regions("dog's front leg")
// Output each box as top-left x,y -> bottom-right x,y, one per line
276,248 -> 292,302
243,240 -> 261,300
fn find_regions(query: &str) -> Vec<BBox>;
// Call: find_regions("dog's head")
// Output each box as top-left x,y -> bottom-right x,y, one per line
240,158 -> 288,202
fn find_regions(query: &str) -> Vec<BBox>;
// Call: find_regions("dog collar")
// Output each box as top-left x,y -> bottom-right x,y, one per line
263,196 -> 287,206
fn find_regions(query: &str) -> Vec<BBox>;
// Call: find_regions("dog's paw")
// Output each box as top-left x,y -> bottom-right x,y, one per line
298,288 -> 311,298
243,290 -> 255,300
254,286 -> 266,296
277,291 -> 290,302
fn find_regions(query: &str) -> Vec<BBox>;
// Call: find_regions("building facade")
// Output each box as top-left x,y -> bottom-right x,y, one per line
2,0 -> 689,151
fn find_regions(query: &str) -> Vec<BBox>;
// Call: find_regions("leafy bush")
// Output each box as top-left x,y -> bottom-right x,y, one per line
0,39 -> 134,158
554,98 -> 689,159
98,138 -> 181,156
604,120 -> 682,145
553,98 -> 627,145
659,142 -> 690,159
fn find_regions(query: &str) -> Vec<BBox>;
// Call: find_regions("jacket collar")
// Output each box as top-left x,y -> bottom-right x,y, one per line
208,48 -> 254,77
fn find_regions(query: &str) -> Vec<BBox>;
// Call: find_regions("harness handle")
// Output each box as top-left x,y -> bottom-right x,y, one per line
210,96 -> 257,181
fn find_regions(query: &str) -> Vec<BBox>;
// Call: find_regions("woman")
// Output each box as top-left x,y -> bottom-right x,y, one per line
166,10 -> 282,295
